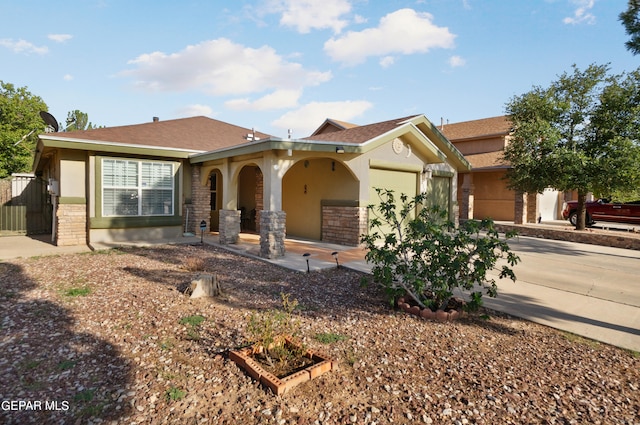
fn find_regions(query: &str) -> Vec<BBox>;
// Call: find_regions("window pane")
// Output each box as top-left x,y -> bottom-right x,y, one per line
142,163 -> 173,188
104,160 -> 138,187
103,189 -> 139,216
142,189 -> 173,215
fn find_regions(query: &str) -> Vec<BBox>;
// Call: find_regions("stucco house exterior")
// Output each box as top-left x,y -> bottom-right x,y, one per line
442,116 -> 564,224
33,114 -> 470,258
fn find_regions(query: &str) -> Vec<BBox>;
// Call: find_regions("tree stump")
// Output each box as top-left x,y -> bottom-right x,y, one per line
190,273 -> 221,298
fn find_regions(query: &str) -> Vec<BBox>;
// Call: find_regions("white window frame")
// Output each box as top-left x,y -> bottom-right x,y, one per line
102,158 -> 175,217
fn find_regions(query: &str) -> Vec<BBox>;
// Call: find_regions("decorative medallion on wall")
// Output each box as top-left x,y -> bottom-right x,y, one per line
392,138 -> 404,155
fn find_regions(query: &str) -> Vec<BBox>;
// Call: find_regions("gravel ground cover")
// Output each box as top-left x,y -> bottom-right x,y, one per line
0,243 -> 638,425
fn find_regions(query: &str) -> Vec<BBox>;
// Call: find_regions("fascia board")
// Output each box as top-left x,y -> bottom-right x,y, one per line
410,117 -> 472,171
38,136 -> 200,159
189,138 -> 363,164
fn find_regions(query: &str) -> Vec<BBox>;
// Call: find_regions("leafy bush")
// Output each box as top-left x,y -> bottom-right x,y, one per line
246,293 -> 304,363
361,189 -> 520,311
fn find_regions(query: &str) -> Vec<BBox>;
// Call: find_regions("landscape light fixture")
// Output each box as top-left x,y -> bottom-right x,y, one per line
331,251 -> 340,268
303,253 -> 311,273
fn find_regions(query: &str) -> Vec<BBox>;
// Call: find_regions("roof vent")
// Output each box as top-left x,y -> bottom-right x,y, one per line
153,117 -> 159,122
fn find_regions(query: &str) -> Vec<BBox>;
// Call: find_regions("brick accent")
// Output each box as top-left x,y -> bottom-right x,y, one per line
321,205 -> 367,246
526,192 -> 539,223
260,210 -> 286,258
191,165 -> 210,234
514,191 -> 526,225
55,203 -> 86,246
219,209 -> 240,244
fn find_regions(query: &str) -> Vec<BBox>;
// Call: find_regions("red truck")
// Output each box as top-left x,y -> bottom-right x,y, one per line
562,199 -> 640,226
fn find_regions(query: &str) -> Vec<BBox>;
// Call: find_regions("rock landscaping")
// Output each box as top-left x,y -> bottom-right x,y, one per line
0,244 -> 639,424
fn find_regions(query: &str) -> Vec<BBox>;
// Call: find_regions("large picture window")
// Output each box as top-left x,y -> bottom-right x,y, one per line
102,159 -> 174,217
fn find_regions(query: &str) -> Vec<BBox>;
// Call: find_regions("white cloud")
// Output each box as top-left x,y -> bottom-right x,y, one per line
379,56 -> 395,68
267,0 -> 351,33
63,74 -> 74,81
0,38 -> 48,55
176,104 -> 214,117
272,100 -> 372,136
225,89 -> 301,110
563,0 -> 596,25
48,34 -> 73,43
448,55 -> 466,67
119,38 -> 332,110
324,9 -> 456,66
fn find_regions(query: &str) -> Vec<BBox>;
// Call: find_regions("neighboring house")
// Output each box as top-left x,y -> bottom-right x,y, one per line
33,114 -> 470,258
441,116 -> 564,223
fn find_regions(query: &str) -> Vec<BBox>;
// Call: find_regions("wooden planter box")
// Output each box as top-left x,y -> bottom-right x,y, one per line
229,342 -> 335,395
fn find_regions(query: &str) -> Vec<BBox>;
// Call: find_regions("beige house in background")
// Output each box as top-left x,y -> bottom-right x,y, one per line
442,115 -> 564,223
33,114 -> 470,258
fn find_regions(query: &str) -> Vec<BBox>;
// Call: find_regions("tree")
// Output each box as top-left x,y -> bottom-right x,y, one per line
0,81 -> 48,178
620,0 -> 640,55
65,109 -> 101,131
361,189 -> 519,312
503,64 -> 640,230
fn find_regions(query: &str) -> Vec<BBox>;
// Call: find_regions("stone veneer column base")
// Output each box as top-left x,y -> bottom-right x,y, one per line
219,209 -> 240,245
56,203 -> 87,246
260,210 -> 286,259
321,205 -> 367,246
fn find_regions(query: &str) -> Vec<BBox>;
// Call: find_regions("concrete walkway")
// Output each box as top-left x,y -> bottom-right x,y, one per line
1,230 -> 639,353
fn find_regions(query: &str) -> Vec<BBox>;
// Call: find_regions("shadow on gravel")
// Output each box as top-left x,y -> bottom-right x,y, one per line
0,261 -> 132,424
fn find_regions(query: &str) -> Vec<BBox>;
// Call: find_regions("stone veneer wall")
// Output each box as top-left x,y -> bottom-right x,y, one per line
191,166 -> 210,234
514,191 -> 526,224
526,193 -> 539,223
260,210 -> 286,258
56,203 -> 86,246
219,209 -> 240,244
321,205 -> 368,246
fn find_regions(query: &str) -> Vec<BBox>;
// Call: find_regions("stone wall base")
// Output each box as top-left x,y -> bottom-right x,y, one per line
219,209 -> 240,245
56,203 -> 86,246
260,210 -> 286,258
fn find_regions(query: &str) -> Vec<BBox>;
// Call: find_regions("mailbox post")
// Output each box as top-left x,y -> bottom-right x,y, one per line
200,220 -> 207,244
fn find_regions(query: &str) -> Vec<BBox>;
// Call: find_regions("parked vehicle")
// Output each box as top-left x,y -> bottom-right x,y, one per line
562,199 -> 640,226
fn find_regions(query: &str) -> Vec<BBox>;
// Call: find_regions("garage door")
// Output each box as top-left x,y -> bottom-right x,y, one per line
368,168 -> 418,235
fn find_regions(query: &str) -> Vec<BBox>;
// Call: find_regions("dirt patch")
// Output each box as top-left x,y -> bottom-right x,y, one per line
1,244 -> 639,424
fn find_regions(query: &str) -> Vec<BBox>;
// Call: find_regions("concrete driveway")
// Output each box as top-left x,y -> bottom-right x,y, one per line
485,235 -> 640,352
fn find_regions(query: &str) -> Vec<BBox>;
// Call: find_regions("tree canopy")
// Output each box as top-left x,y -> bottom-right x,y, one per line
620,0 -> 640,55
503,64 -> 640,230
0,81 -> 48,179
65,109 -> 101,131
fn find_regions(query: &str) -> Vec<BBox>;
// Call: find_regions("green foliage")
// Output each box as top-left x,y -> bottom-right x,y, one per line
165,387 -> 186,402
74,389 -> 95,402
246,293 -> 305,363
361,189 -> 520,311
179,315 -> 205,340
65,109 -> 101,131
57,360 -> 76,371
503,63 -> 640,229
0,81 -> 48,178
63,287 -> 91,297
314,332 -> 348,344
620,0 -> 640,55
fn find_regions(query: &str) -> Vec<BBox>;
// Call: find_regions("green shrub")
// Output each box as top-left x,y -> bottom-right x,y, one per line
361,189 -> 520,311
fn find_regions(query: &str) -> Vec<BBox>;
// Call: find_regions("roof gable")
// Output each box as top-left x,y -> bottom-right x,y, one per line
309,118 -> 359,136
440,116 -> 512,141
304,115 -> 420,144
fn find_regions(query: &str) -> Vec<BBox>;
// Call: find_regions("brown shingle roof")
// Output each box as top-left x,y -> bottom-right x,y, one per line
46,116 -> 271,152
463,151 -> 509,169
440,116 -> 512,141
304,115 -> 420,144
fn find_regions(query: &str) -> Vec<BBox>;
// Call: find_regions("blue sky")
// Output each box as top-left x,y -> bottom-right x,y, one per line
1,0 -> 636,138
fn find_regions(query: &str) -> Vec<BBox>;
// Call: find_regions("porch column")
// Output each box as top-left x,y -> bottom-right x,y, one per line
527,192 -> 539,223
459,173 -> 474,220
191,165 -> 210,234
259,153 -> 286,258
219,209 -> 240,244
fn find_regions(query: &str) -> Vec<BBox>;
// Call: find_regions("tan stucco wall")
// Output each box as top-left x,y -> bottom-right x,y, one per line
283,158 -> 358,240
59,149 -> 86,198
